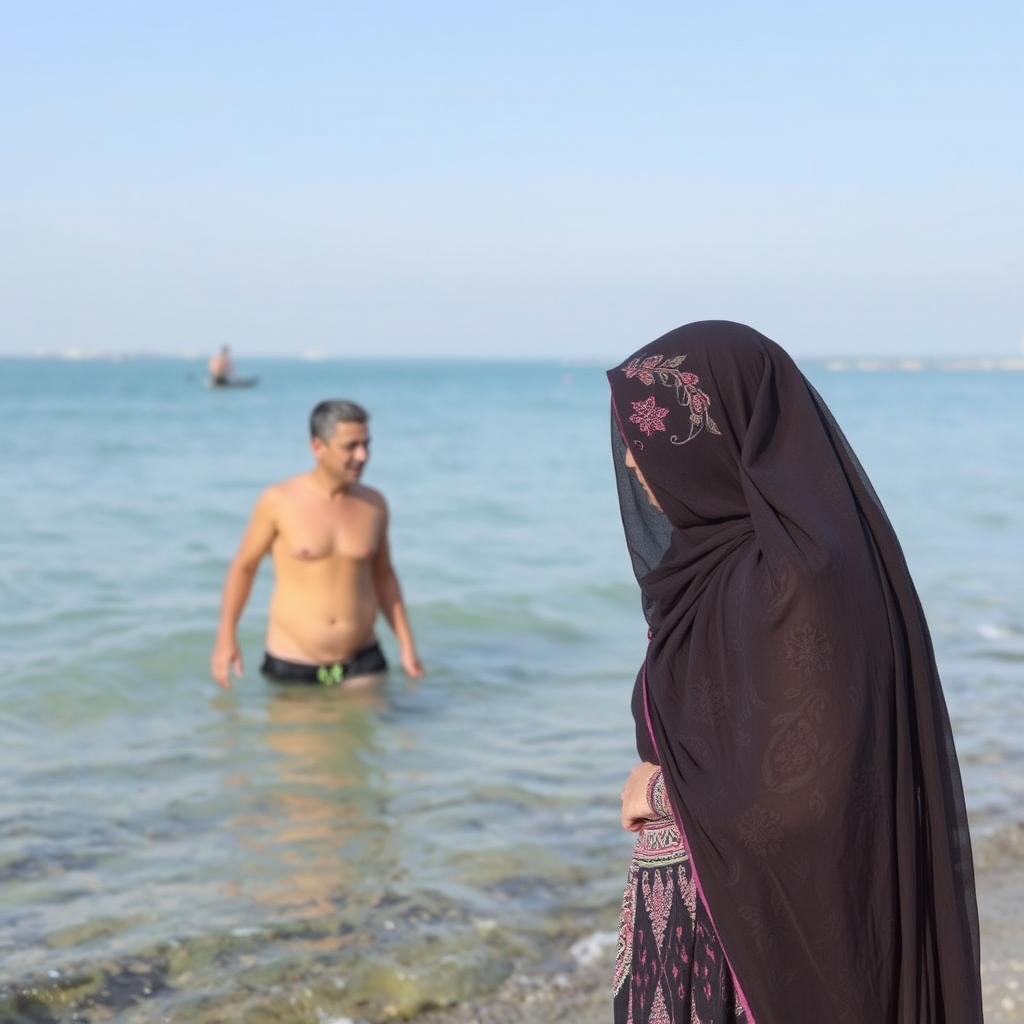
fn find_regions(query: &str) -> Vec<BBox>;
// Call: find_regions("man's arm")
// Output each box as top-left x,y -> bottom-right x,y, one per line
371,505 -> 424,678
210,489 -> 278,689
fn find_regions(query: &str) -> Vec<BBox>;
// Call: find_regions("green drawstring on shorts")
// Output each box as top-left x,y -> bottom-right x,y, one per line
316,663 -> 345,686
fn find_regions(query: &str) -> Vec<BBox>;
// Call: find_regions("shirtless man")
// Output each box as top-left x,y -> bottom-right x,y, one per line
210,399 -> 424,689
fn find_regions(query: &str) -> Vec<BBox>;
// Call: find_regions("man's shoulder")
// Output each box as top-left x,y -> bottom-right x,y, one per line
256,475 -> 307,507
352,483 -> 387,511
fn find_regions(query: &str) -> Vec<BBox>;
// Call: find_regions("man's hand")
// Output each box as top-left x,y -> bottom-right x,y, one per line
620,761 -> 661,832
401,649 -> 425,679
210,638 -> 244,689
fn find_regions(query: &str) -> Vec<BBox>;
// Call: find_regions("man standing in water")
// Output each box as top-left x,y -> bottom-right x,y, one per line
207,345 -> 234,385
210,399 -> 424,689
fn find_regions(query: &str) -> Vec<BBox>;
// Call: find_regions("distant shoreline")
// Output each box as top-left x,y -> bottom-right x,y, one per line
815,356 -> 1024,372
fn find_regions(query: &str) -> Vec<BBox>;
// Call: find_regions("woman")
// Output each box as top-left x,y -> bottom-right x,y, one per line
608,322 -> 982,1024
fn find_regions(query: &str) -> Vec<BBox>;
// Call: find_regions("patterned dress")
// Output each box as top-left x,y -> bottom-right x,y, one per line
614,771 -> 746,1024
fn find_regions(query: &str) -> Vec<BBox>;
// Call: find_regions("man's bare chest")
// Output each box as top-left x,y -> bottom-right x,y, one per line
276,505 -> 380,563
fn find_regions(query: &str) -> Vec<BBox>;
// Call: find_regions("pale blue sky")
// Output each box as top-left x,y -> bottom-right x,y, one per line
2,1 -> 1021,359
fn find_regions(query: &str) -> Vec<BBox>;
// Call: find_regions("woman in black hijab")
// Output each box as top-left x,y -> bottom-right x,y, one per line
608,322 -> 982,1024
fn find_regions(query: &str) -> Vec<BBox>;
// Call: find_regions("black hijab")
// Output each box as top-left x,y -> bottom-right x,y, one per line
608,321 -> 981,1024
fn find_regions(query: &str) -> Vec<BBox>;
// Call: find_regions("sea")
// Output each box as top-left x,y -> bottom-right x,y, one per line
1,355 -> 1022,1023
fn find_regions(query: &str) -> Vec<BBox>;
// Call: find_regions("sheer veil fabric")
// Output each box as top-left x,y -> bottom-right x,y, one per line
608,321 -> 982,1024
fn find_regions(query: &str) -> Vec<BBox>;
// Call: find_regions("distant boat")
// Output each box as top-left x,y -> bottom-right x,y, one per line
205,375 -> 259,389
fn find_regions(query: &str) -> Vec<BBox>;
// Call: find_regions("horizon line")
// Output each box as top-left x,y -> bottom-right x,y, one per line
3,350 -> 1024,371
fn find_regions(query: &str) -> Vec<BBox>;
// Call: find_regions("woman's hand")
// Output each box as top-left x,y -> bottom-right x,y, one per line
620,761 -> 662,832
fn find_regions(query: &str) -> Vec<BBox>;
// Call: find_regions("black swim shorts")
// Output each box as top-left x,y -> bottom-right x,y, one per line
260,642 -> 388,685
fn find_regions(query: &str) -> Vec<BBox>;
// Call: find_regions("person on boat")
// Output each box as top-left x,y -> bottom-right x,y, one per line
208,345 -> 234,386
608,321 -> 982,1024
210,399 -> 425,690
